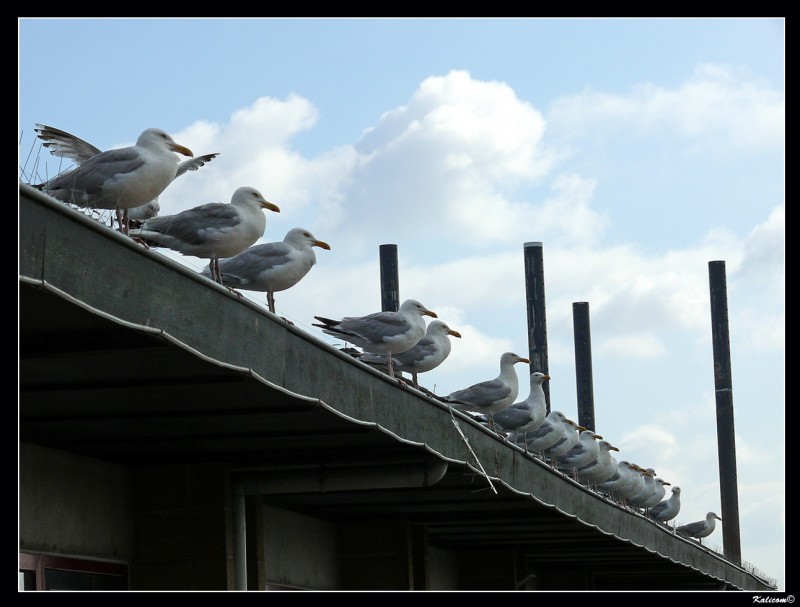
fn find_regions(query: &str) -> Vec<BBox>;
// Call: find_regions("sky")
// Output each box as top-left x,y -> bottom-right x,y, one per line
18,18 -> 785,591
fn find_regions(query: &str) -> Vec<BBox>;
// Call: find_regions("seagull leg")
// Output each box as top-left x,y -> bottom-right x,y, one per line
412,371 -> 419,389
115,208 -> 125,233
209,259 -> 223,284
267,292 -> 276,314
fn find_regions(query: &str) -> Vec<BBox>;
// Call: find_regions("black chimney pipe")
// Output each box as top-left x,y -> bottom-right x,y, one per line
523,242 -> 550,411
380,244 -> 399,312
572,302 -> 596,432
708,260 -> 742,566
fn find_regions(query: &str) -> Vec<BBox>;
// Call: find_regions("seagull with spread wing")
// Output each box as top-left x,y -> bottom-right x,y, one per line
33,126 -> 194,234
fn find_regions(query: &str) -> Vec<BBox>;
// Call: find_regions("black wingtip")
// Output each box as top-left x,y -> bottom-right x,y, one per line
313,315 -> 339,327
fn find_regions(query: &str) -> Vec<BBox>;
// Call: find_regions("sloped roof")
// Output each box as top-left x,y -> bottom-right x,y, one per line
19,183 -> 775,591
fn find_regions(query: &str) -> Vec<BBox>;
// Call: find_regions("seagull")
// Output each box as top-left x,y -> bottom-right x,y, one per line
491,372 -> 550,446
648,486 -> 682,524
34,122 -> 219,196
313,299 -> 438,379
516,410 -> 570,459
202,228 -> 330,313
127,199 -> 162,225
577,440 -> 620,487
616,463 -> 647,507
358,320 -> 461,388
556,430 -> 604,477
33,127 -> 194,234
129,186 -> 280,283
627,467 -> 657,509
35,123 -> 219,229
545,418 -> 584,462
641,478 -> 672,510
442,352 -> 530,430
676,512 -> 721,544
597,460 -> 639,504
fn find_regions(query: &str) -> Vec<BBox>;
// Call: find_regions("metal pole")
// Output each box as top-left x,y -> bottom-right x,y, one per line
523,242 -> 550,410
572,302 -> 596,431
708,260 -> 742,565
379,244 -> 399,312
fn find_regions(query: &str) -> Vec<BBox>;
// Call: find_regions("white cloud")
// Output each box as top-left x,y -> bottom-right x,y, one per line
549,63 -> 785,152
616,423 -> 679,463
360,70 -> 551,180
597,333 -> 666,358
332,70 -> 572,250
162,95 -> 358,228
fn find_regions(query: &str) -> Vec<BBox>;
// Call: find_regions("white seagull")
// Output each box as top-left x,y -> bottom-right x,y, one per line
627,467 -> 657,509
129,186 -> 280,283
617,464 -> 648,507
34,123 -> 219,227
313,299 -> 438,379
597,461 -> 639,504
203,228 -> 330,313
491,372 -> 550,445
676,512 -> 721,544
556,429 -> 604,477
647,486 -> 682,524
516,410 -> 570,459
442,352 -> 530,430
358,320 -> 461,388
577,440 -> 620,487
33,127 -> 194,233
545,418 -> 584,462
641,477 -> 672,510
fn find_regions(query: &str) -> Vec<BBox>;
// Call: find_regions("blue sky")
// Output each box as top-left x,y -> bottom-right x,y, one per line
19,18 -> 785,590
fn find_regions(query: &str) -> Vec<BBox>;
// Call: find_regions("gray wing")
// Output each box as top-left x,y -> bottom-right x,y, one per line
176,153 -> 219,177
139,203 -> 240,244
524,419 -> 554,440
338,312 -> 412,343
648,501 -> 668,518
35,124 -> 102,163
393,337 -> 436,367
560,442 -> 587,459
493,405 -> 533,431
42,147 -> 147,196
214,243 -> 293,286
448,379 -> 511,407
599,471 -> 621,485
677,521 -> 705,536
358,352 -> 392,366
